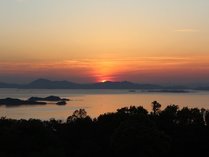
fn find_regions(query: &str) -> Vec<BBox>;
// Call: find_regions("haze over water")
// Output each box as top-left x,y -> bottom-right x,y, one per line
0,89 -> 209,120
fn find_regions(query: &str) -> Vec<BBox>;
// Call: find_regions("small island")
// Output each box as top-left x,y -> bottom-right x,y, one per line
145,89 -> 192,93
0,96 -> 70,106
28,96 -> 70,102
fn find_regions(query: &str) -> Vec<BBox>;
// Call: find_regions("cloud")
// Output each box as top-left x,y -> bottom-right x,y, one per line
15,0 -> 35,2
16,0 -> 26,2
175,29 -> 200,33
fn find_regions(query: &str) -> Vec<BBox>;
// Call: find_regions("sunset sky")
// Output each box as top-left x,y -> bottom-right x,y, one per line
0,0 -> 209,85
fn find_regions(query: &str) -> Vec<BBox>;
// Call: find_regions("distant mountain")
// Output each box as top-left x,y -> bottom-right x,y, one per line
22,79 -> 162,89
194,86 -> 209,90
0,78 -> 207,90
0,82 -> 20,88
23,79 -> 82,89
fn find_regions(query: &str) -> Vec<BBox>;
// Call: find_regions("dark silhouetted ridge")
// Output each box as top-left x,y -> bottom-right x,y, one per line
0,78 -> 208,90
17,79 -> 164,89
0,82 -> 20,88
24,78 -> 82,89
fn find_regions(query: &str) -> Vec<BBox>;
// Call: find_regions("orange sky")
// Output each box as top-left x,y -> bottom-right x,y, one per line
0,0 -> 209,84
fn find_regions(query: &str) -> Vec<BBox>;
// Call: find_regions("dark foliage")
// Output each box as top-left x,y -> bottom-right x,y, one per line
0,102 -> 209,157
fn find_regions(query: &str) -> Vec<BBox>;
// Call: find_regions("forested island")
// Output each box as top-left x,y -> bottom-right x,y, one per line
0,101 -> 209,157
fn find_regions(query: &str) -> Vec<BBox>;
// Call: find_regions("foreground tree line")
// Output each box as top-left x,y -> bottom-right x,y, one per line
1,101 -> 209,157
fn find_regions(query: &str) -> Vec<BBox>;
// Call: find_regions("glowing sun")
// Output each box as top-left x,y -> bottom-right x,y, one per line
101,80 -> 107,83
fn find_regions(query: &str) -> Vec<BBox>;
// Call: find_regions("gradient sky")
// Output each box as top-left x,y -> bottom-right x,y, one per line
0,0 -> 209,85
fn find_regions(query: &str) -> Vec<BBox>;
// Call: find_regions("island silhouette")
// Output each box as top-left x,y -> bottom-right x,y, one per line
0,96 -> 70,106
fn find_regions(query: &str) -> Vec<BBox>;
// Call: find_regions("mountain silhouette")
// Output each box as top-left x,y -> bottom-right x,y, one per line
0,82 -> 21,88
24,79 -> 82,89
24,79 -> 164,89
0,78 -> 204,90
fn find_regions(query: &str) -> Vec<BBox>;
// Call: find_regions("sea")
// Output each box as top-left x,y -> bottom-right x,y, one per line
0,88 -> 209,120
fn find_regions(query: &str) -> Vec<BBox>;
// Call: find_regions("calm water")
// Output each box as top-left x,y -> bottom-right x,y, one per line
0,89 -> 209,120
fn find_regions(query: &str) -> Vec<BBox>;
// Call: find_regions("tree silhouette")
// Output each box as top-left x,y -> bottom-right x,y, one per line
117,106 -> 148,116
176,107 -> 204,126
1,103 -> 209,157
205,111 -> 209,126
67,109 -> 88,123
152,101 -> 162,116
111,117 -> 170,157
160,105 -> 178,122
